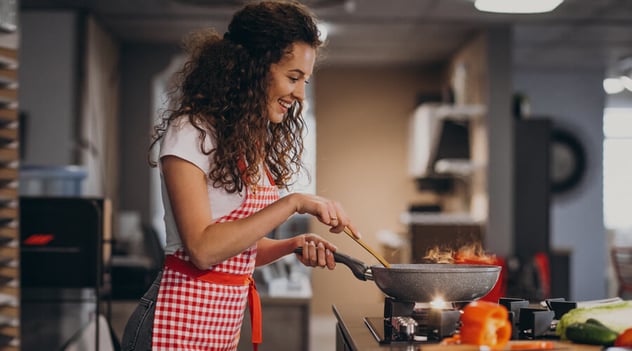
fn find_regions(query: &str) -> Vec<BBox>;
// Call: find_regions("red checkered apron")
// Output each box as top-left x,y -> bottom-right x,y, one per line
152,165 -> 279,351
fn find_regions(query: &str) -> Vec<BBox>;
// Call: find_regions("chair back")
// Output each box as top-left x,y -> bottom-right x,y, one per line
611,246 -> 632,296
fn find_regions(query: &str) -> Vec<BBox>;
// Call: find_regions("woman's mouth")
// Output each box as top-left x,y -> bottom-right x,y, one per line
278,99 -> 293,112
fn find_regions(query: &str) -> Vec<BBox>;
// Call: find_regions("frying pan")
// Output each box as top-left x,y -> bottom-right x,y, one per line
295,248 -> 500,302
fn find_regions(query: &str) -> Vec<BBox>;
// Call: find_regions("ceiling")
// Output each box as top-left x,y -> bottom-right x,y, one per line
19,0 -> 632,72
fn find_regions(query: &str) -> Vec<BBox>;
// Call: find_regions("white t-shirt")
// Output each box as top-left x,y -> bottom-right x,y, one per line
159,117 -> 250,255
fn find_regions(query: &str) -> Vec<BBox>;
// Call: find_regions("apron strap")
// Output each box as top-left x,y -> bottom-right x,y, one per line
165,255 -> 262,350
237,158 -> 276,186
248,276 -> 262,350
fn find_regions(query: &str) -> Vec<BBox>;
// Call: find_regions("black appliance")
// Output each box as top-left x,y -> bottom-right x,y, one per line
19,196 -> 113,351
20,197 -> 110,288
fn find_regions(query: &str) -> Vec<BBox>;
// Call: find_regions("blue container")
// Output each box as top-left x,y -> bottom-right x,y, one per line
19,165 -> 87,196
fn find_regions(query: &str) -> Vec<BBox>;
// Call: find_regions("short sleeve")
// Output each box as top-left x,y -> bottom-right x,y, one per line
159,117 -> 214,173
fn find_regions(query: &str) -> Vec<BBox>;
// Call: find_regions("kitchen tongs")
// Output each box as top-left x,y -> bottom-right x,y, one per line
343,227 -> 391,268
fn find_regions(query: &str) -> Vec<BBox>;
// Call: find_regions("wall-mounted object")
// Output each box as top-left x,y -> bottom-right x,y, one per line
408,103 -> 484,181
550,127 -> 586,194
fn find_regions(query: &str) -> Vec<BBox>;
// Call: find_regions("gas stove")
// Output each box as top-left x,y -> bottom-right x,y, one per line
364,297 -> 461,344
364,296 -> 568,345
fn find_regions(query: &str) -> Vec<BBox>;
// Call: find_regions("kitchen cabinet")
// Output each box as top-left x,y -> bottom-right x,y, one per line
513,118 -> 570,300
513,119 -> 551,256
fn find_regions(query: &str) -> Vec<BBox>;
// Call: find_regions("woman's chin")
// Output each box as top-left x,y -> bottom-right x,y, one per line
268,113 -> 285,124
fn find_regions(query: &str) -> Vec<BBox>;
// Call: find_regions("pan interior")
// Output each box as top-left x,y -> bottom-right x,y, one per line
373,263 -> 501,273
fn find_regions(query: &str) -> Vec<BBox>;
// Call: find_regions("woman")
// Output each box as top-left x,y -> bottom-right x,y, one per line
121,1 -> 360,350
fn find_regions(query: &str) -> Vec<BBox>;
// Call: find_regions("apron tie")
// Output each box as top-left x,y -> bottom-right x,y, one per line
248,276 -> 262,351
165,255 -> 262,350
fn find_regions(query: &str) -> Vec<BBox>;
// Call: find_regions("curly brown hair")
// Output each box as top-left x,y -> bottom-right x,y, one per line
149,0 -> 323,193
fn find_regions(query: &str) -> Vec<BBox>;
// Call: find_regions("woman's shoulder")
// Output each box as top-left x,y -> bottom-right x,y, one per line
169,114 -> 195,131
167,114 -> 213,136
162,114 -> 216,154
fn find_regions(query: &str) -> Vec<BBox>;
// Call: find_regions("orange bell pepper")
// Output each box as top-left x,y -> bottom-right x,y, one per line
615,327 -> 632,347
460,300 -> 512,350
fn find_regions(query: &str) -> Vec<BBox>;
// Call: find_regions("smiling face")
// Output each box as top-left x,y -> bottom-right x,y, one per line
266,42 -> 316,124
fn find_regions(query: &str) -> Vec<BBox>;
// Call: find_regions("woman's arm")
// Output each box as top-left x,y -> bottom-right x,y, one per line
255,234 -> 337,269
162,155 -> 358,270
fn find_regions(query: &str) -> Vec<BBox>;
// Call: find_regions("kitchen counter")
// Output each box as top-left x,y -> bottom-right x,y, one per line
333,303 -> 388,351
332,303 -> 603,351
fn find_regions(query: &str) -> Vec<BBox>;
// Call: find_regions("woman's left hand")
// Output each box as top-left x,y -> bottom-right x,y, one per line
294,233 -> 337,270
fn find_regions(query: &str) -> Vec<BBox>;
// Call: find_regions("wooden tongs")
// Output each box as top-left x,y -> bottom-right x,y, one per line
343,227 -> 391,268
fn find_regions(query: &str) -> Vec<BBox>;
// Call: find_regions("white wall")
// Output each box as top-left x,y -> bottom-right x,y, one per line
514,68 -> 607,300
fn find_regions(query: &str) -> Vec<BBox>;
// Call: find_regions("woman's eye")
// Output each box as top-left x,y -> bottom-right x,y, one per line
304,79 -> 310,85
289,76 -> 299,82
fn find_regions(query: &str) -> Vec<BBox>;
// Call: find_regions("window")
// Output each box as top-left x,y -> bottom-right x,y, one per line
603,107 -> 632,229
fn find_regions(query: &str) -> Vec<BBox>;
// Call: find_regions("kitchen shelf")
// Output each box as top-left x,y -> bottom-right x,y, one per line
408,103 -> 483,181
0,149 -> 17,165
0,48 -> 16,66
0,88 -> 16,104
0,37 -> 19,350
0,108 -> 17,123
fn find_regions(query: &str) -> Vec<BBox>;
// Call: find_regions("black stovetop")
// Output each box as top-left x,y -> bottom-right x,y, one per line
333,303 -> 428,351
332,298 -> 567,351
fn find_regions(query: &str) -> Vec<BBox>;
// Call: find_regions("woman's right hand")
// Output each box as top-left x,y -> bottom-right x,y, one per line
290,193 -> 361,238
294,233 -> 337,270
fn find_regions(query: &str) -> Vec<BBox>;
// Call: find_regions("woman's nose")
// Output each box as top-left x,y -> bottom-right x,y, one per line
293,81 -> 306,100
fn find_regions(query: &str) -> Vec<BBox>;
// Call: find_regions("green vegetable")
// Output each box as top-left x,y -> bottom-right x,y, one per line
565,321 -> 619,346
556,301 -> 632,339
585,318 -> 609,328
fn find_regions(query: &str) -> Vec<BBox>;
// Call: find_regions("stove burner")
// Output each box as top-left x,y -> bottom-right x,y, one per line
365,296 -> 570,345
364,297 -> 461,344
499,297 -> 557,339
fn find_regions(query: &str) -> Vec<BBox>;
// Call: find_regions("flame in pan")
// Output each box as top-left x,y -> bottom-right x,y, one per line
423,243 -> 497,264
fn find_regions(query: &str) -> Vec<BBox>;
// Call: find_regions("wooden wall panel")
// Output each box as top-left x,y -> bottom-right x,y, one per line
0,15 -> 20,351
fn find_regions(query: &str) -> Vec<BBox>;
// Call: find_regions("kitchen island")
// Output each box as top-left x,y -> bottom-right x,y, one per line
333,303 -> 603,351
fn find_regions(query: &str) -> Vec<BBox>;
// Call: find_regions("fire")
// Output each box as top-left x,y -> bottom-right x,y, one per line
424,244 -> 506,303
429,297 -> 449,309
423,247 -> 455,263
423,243 -> 497,264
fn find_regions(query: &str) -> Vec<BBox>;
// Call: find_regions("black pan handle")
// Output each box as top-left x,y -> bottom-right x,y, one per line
293,247 -> 372,281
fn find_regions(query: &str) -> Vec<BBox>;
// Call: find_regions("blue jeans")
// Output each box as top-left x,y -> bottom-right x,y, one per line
121,272 -> 162,351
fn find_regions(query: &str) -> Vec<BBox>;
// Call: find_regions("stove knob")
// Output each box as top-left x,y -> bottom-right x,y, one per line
392,316 -> 418,340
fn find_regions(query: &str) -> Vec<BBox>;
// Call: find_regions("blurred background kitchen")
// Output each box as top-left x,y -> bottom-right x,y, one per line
1,0 -> 632,350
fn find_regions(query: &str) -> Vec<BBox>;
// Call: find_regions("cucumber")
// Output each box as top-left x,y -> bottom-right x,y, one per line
585,318 -> 609,327
565,321 -> 619,346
